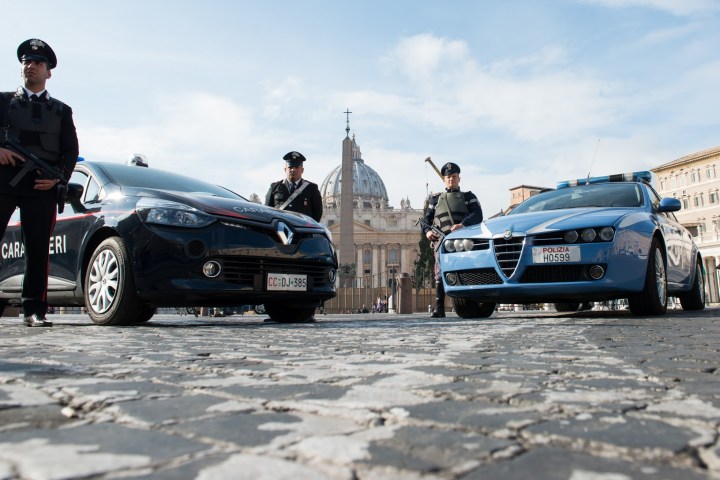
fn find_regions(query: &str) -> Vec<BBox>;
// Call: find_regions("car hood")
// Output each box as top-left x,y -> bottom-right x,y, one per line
453,208 -> 637,239
129,188 -> 321,228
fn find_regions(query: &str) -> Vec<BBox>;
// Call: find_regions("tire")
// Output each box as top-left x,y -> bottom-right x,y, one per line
254,304 -> 266,314
554,302 -> 580,312
136,306 -> 157,323
678,259 -> 705,311
85,237 -> 145,325
629,238 -> 667,316
265,304 -> 315,323
453,297 -> 496,319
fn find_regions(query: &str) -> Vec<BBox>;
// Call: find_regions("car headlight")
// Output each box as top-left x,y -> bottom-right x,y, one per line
564,230 -> 579,243
580,228 -> 597,242
321,223 -> 333,243
444,239 -> 456,252
136,197 -> 215,228
443,239 -> 474,253
599,227 -> 615,241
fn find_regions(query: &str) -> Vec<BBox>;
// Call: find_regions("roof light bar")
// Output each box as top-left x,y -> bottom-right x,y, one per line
557,171 -> 652,189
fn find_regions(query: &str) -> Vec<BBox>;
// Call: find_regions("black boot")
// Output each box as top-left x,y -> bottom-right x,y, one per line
430,282 -> 446,318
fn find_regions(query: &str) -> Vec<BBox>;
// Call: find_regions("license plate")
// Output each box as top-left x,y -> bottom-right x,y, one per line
532,246 -> 580,263
266,273 -> 307,291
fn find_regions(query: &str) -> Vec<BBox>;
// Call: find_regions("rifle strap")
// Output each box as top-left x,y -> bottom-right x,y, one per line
279,181 -> 309,210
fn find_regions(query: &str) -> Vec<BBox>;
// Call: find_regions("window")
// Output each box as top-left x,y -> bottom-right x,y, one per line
388,248 -> 398,263
363,249 -> 371,264
710,191 -> 718,204
683,198 -> 690,209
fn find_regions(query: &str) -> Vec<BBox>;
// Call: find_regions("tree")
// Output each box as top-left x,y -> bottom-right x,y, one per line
414,233 -> 435,289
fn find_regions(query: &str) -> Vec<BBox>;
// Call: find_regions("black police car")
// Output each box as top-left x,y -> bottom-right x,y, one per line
0,161 -> 337,325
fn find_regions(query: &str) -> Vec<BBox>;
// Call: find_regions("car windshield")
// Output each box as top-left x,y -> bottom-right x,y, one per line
509,183 -> 643,215
97,163 -> 243,199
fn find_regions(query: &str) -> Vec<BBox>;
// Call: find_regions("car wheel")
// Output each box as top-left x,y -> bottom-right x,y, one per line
629,238 -> 667,316
453,297 -> 496,319
136,306 -> 157,323
265,304 -> 315,323
254,304 -> 266,314
554,302 -> 580,312
678,259 -> 705,311
85,237 -> 145,325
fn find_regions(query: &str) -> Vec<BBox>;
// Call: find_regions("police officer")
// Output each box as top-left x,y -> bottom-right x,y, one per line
265,151 -> 323,222
421,162 -> 482,318
0,39 -> 79,327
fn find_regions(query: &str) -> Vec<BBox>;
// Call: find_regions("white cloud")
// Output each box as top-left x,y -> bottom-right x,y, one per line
385,34 -> 470,81
382,34 -> 626,142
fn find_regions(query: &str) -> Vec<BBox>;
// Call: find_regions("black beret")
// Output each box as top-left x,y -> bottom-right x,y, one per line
283,151 -> 306,167
441,162 -> 460,176
17,39 -> 57,70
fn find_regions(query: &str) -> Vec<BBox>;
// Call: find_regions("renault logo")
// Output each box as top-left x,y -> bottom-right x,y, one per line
503,229 -> 513,240
276,222 -> 294,245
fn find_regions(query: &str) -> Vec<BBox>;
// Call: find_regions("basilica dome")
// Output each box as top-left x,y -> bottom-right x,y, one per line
320,136 -> 389,209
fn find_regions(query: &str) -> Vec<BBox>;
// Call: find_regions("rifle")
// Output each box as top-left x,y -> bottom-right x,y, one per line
4,138 -> 68,213
424,156 -> 445,181
416,217 -> 446,251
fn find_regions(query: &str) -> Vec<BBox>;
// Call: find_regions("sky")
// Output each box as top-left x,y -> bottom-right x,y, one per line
2,0 -> 719,215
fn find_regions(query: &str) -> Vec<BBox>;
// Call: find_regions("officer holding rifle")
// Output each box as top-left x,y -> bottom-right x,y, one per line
0,39 -> 79,327
421,162 -> 483,318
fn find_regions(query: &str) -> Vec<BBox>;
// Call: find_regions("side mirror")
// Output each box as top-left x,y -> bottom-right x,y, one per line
66,183 -> 86,212
657,197 -> 681,212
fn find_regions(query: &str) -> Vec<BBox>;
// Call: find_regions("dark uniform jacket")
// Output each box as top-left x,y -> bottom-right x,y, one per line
422,189 -> 483,236
0,89 -> 78,195
265,179 -> 323,222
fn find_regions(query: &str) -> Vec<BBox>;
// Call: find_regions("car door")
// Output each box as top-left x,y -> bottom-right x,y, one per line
45,169 -> 96,291
650,189 -> 693,288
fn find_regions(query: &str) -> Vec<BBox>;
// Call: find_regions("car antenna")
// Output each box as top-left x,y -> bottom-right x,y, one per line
585,139 -> 600,185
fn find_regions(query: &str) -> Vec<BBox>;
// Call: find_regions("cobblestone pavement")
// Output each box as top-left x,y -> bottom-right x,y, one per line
0,308 -> 718,480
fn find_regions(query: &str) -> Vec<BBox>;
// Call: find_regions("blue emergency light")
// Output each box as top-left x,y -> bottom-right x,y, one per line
557,171 -> 652,189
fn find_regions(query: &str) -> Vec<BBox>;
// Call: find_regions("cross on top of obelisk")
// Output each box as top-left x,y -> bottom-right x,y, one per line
344,108 -> 352,136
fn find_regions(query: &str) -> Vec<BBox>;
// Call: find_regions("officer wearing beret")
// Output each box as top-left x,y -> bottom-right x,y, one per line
421,162 -> 483,318
0,39 -> 79,327
265,151 -> 323,222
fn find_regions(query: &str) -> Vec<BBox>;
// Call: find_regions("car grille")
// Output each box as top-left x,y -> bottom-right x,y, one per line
219,257 -> 331,287
457,269 -> 504,285
493,237 -> 525,278
532,232 -> 566,246
519,265 -> 604,283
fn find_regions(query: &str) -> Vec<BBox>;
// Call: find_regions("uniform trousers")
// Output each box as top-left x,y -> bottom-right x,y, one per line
0,190 -> 57,317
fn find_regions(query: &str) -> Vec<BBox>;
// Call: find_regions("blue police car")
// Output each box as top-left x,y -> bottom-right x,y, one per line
439,172 -> 705,318
0,160 -> 337,325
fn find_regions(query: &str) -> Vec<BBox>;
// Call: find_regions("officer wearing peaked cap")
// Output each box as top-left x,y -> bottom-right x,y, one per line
265,151 -> 323,222
0,39 -> 79,327
421,161 -> 483,318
